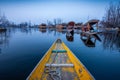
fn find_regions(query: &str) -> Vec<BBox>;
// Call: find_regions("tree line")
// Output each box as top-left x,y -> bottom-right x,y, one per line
101,2 -> 120,28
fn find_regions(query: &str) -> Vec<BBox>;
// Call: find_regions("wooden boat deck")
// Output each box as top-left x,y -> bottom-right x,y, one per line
41,41 -> 79,80
27,39 -> 95,80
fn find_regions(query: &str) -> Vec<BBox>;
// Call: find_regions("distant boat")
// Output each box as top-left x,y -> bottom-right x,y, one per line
27,39 -> 95,80
82,19 -> 99,32
67,21 -> 75,29
39,23 -> 47,29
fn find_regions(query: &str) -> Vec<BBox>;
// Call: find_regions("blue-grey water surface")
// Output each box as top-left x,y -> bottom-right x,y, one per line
0,28 -> 120,80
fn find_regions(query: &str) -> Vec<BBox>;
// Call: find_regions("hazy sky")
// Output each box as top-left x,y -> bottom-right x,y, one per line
0,0 -> 119,24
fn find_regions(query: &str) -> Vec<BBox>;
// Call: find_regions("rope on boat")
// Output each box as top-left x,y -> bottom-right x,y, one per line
44,39 -> 62,80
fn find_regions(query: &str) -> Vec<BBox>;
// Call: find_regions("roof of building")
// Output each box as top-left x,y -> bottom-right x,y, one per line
84,19 -> 99,26
68,21 -> 75,26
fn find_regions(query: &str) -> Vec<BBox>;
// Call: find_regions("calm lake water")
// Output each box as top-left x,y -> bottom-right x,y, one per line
0,28 -> 120,80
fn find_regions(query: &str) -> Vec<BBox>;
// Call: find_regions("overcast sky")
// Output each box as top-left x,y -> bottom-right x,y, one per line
0,0 -> 119,24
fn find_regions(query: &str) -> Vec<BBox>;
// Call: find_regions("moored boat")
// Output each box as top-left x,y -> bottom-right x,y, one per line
27,39 -> 95,80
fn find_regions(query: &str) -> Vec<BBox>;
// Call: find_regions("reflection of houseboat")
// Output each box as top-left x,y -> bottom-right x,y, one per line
82,19 -> 99,32
0,28 -> 7,32
81,32 -> 101,42
81,37 -> 96,47
92,34 -> 101,42
39,29 -> 47,33
66,30 -> 74,42
80,32 -> 101,47
80,33 -> 96,47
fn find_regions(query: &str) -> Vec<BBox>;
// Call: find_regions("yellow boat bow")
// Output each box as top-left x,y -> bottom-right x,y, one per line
27,39 -> 95,80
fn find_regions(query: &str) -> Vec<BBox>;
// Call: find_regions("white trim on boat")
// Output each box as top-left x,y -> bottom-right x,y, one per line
45,64 -> 74,67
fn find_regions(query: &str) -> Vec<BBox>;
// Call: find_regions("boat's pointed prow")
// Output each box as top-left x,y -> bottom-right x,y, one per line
27,38 -> 95,80
56,38 -> 62,43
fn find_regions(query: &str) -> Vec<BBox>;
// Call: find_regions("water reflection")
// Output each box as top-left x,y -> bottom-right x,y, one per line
39,29 -> 47,33
66,30 -> 74,42
1,28 -> 120,52
19,27 -> 38,34
56,29 -> 66,34
81,33 -> 95,47
0,27 -> 39,54
80,32 -> 101,47
0,30 -> 10,54
102,31 -> 120,51
0,28 -> 120,80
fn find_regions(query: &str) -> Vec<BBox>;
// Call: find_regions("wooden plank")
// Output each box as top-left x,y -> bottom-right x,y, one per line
52,50 -> 67,53
45,64 -> 74,67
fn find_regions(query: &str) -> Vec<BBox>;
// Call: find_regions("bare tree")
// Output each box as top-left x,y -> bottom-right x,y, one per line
102,2 -> 120,28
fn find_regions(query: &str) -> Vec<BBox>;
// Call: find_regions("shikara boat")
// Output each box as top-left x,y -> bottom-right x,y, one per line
27,39 -> 95,80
